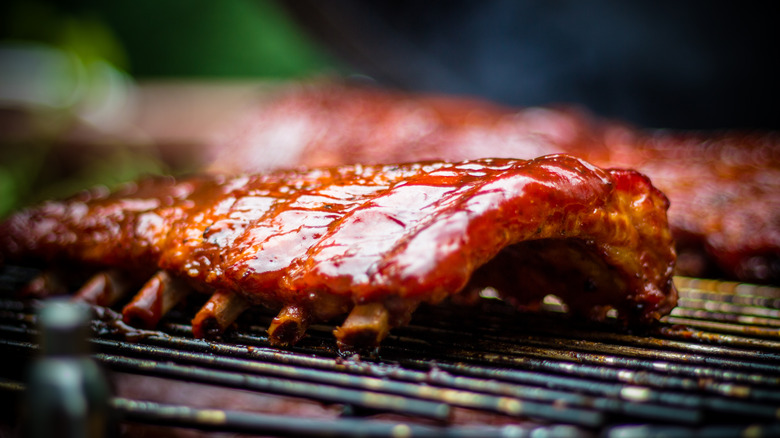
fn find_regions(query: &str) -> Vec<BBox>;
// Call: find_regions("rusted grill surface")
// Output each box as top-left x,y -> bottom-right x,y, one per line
1,272 -> 779,437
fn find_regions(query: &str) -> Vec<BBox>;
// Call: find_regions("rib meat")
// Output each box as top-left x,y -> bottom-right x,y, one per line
208,83 -> 779,283
1,155 -> 677,349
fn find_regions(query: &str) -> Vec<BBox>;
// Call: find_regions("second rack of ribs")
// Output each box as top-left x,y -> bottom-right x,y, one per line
0,155 -> 677,350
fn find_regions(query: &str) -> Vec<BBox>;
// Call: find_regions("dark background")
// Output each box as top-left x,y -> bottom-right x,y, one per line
281,0 -> 780,130
2,0 -> 779,130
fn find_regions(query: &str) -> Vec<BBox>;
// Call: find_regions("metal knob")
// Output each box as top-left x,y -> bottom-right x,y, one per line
24,300 -> 112,438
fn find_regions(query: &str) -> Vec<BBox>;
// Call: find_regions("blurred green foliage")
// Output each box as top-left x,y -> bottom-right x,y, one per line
90,0 -> 339,78
1,0 -> 340,78
0,0 -> 342,217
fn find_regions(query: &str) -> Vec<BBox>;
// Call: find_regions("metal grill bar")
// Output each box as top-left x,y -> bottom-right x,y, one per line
606,424 -> 780,438
669,306 -> 780,327
0,325 -> 605,427
662,316 -> 780,339
111,397 -> 584,438
111,397 -> 466,438
391,320 -> 780,376
387,342 -> 780,411
0,380 -> 583,438
413,306 -> 780,361
95,339 -> 604,425
133,329 -> 688,422
1,275 -> 779,437
674,277 -> 780,299
655,325 -> 780,351
675,296 -> 780,318
0,337 -> 452,422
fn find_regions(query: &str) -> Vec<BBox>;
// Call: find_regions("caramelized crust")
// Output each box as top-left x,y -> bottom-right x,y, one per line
1,155 -> 677,348
210,84 -> 779,283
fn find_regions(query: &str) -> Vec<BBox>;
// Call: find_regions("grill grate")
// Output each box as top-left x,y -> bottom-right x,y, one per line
1,274 -> 779,437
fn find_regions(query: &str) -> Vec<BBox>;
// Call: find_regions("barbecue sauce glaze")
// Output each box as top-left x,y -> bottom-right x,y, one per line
1,155 -> 677,348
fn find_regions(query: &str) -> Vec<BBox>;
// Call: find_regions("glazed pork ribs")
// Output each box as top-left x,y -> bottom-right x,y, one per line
1,155 -> 677,350
209,84 -> 778,283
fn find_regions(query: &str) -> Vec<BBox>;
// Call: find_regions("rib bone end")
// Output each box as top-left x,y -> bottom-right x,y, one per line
333,302 -> 390,350
267,305 -> 310,346
72,270 -> 131,306
192,290 -> 249,339
122,271 -> 192,329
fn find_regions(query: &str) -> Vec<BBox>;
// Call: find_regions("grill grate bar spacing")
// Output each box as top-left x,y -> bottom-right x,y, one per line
390,318 -> 780,377
668,306 -> 780,328
144,329 -> 698,422
0,324 -> 605,427
93,338 -> 607,426
662,316 -> 780,339
0,380 -> 581,438
674,297 -> 780,320
1,274 -> 779,437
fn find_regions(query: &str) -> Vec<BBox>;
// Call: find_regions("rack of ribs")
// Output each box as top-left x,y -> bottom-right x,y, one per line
1,155 -> 677,350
